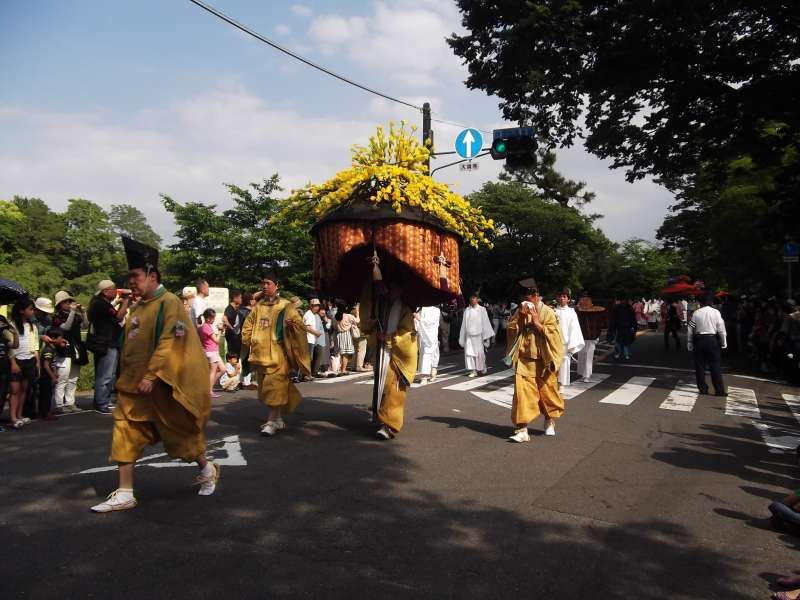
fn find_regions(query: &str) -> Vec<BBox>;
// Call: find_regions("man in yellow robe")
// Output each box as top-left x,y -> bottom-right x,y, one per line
91,237 -> 219,513
360,281 -> 418,440
241,273 -> 310,437
505,279 -> 565,442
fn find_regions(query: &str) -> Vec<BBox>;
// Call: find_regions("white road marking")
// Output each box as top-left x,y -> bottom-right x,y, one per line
659,381 -> 699,412
752,422 -> 800,454
725,387 -> 760,419
410,370 -> 468,388
560,374 -> 611,400
443,369 -> 514,391
77,435 -> 247,474
356,365 -> 461,386
311,370 -> 374,384
596,362 -> 694,373
781,394 -> 800,424
472,384 -> 514,409
599,376 -> 655,405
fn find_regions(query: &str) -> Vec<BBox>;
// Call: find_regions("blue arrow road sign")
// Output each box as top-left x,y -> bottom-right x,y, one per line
455,128 -> 483,159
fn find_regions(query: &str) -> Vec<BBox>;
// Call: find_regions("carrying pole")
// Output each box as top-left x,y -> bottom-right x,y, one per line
422,102 -> 432,172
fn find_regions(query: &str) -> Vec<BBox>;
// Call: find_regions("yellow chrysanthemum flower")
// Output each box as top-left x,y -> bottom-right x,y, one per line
277,122 -> 494,248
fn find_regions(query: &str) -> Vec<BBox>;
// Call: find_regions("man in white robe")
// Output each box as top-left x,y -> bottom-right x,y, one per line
554,288 -> 585,387
415,305 -> 441,385
459,295 -> 494,377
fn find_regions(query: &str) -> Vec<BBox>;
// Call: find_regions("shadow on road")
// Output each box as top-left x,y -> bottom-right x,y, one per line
0,396 -> 768,599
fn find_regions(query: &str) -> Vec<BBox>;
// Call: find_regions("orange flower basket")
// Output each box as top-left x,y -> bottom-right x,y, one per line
311,202 -> 461,305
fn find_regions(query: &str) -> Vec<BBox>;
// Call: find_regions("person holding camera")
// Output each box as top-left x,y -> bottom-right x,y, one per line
87,280 -> 131,414
51,291 -> 87,413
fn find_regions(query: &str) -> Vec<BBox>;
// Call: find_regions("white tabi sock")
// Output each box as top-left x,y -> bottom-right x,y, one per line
200,462 -> 214,478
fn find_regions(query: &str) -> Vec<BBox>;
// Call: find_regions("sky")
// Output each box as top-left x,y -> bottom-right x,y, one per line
0,0 -> 675,244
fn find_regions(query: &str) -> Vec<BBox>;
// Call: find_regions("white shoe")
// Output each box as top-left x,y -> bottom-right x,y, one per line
275,419 -> 286,431
195,463 -> 220,496
581,377 -> 592,384
479,370 -> 487,376
508,428 -> 530,443
544,419 -> 556,436
91,489 -> 137,513
260,421 -> 279,436
468,371 -> 478,378
430,368 -> 437,382
376,425 -> 395,440
419,377 -> 429,386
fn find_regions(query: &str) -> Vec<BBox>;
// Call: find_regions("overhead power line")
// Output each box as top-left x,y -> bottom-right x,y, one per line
186,0 -> 422,111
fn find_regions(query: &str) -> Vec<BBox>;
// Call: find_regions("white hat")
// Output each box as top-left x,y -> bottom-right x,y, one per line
182,286 -> 196,298
54,290 -> 75,308
95,279 -> 116,295
34,297 -> 54,314
310,298 -> 321,306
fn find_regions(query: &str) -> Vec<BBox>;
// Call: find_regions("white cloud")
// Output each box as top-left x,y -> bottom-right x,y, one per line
291,4 -> 313,18
0,81 -> 673,247
307,15 -> 368,54
273,23 -> 291,36
307,1 -> 465,87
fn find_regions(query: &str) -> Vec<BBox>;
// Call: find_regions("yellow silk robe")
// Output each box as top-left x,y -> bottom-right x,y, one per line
112,286 -> 211,461
360,286 -> 417,432
506,302 -> 565,425
241,295 -> 310,413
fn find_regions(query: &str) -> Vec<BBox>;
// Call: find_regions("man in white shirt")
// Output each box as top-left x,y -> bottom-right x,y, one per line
687,294 -> 727,396
303,299 -> 324,377
189,278 -> 209,328
554,288 -> 585,387
415,305 -> 441,385
459,295 -> 494,377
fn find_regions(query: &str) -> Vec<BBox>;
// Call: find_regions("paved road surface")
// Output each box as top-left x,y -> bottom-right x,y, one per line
2,330 -> 798,598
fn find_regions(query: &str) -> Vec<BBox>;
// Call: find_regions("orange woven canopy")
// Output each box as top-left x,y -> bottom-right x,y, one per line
312,203 -> 461,305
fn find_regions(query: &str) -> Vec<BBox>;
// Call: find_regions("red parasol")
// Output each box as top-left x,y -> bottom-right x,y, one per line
662,282 -> 703,295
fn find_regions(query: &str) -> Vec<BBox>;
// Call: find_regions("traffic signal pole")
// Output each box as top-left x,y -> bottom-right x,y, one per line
422,102 -> 432,171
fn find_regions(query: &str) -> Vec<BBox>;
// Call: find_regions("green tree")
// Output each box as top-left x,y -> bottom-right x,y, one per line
0,255 -> 64,299
499,150 -> 595,208
0,200 -> 24,263
162,175 -> 313,296
11,197 -> 66,258
461,181 -> 615,300
62,198 -> 124,279
109,204 -> 162,248
614,239 -> 683,299
448,2 -> 800,184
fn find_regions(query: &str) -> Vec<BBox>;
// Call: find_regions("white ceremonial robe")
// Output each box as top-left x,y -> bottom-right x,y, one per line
415,306 -> 441,376
459,305 -> 494,373
576,339 -> 597,381
555,305 -> 585,386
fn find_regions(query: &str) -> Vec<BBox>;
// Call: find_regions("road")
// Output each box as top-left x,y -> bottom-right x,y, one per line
2,330 -> 799,599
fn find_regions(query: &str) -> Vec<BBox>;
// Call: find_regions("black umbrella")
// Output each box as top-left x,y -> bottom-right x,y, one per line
0,278 -> 28,305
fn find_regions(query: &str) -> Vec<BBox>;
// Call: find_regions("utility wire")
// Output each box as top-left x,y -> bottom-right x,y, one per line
186,0 -> 422,111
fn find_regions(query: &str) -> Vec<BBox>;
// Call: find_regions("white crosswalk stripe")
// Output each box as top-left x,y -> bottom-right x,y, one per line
449,370 -> 797,454
725,386 -> 760,419
659,381 -> 699,412
472,384 -> 514,409
599,376 -> 655,405
560,374 -> 611,400
782,393 -> 800,424
355,364 -> 460,386
442,368 -> 514,391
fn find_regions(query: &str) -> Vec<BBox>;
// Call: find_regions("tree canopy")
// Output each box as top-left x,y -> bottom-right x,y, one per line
449,1 -> 800,183
162,176 -> 313,297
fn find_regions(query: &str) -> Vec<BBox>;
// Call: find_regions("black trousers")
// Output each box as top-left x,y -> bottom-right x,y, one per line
664,320 -> 681,349
693,335 -> 725,394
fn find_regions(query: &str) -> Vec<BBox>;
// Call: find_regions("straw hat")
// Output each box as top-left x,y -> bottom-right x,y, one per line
576,295 -> 605,312
95,279 -> 116,295
34,297 -> 54,314
54,290 -> 75,308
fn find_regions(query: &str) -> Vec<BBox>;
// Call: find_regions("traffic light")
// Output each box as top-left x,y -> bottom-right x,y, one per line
490,127 -> 537,168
